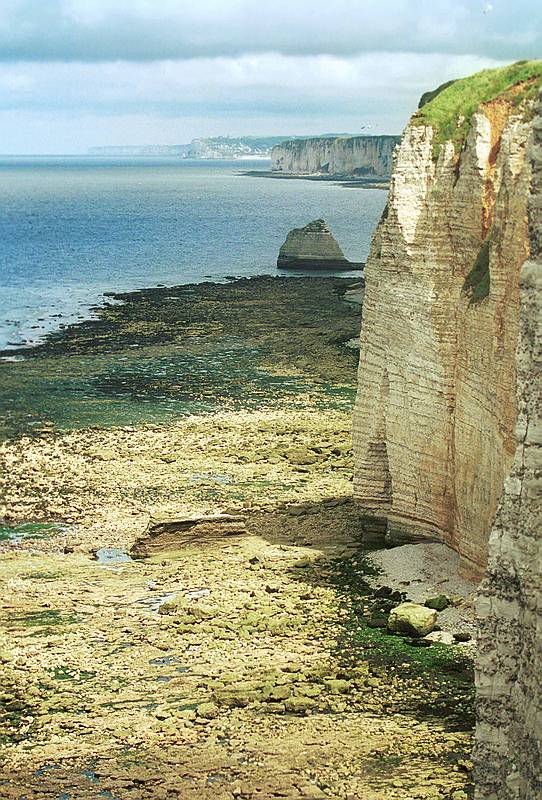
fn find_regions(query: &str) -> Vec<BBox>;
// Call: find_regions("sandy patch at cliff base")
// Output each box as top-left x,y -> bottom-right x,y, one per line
367,542 -> 479,637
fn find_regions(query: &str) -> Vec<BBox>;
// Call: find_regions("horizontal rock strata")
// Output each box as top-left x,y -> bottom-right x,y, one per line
353,73 -> 536,578
277,219 -> 363,271
271,135 -> 400,176
474,92 -> 542,800
132,514 -> 247,556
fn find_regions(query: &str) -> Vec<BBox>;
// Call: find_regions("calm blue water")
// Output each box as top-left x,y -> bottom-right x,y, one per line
0,156 -> 386,350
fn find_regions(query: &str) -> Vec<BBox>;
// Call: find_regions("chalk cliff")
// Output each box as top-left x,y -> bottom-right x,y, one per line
474,92 -> 541,800
352,61 -> 542,577
271,135 -> 400,176
277,219 -> 362,271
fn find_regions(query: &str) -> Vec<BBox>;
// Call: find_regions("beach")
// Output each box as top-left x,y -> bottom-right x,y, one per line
0,276 -> 475,799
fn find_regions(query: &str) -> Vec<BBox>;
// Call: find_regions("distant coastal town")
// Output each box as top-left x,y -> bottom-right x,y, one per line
88,135 -> 306,158
87,133 -> 368,160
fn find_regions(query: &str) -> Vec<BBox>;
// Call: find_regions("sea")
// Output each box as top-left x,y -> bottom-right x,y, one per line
0,157 -> 387,351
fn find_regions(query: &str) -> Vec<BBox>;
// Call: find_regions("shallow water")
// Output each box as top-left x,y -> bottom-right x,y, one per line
95,547 -> 132,565
0,521 -> 68,543
0,339 -> 354,439
0,156 -> 386,349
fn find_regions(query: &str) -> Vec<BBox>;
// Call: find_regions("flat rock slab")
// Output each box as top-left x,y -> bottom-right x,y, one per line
132,514 -> 247,556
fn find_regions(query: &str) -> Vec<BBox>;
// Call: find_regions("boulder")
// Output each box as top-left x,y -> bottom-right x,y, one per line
453,631 -> 472,643
425,594 -> 449,611
387,602 -> 437,637
424,631 -> 456,645
284,696 -> 316,713
277,219 -> 363,271
196,702 -> 219,719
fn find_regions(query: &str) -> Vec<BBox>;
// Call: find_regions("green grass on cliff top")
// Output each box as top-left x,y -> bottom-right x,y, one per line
412,60 -> 542,152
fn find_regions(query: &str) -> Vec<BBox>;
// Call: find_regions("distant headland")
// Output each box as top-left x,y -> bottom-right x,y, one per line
87,134 -> 354,160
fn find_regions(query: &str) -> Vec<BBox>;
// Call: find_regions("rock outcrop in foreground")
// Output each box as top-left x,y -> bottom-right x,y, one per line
271,135 -> 400,176
352,61 -> 542,577
474,93 -> 541,800
277,219 -> 362,271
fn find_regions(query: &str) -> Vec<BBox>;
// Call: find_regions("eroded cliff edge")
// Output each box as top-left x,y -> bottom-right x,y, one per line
352,62 -> 542,578
271,135 -> 400,177
474,94 -> 541,800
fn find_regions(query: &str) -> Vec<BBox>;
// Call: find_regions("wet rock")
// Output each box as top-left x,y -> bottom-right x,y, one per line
424,631 -> 455,645
387,602 -> 437,637
324,679 -> 351,694
196,702 -> 219,719
284,696 -> 316,713
453,631 -> 472,643
425,595 -> 449,611
284,448 -> 319,466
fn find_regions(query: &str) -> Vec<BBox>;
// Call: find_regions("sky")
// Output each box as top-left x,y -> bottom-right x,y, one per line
0,0 -> 540,153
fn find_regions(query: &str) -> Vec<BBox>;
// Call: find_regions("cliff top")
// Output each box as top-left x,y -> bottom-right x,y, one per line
412,60 -> 542,152
297,219 -> 332,234
275,134 -> 401,147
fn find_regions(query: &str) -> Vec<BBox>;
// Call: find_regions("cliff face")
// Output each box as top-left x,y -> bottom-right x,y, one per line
352,64 -> 541,577
474,96 -> 541,800
277,219 -> 362,270
271,135 -> 400,176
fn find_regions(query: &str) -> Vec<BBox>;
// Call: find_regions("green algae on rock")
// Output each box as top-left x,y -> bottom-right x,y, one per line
387,603 -> 437,638
0,270 -> 476,798
0,276 -> 359,440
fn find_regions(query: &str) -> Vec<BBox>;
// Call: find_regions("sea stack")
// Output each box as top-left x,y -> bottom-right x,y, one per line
277,219 -> 363,271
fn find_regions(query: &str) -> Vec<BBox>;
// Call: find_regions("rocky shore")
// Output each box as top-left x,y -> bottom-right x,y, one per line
242,170 -> 391,190
0,276 -> 475,799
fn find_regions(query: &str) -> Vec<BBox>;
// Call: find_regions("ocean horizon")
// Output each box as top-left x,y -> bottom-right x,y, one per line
0,156 -> 386,351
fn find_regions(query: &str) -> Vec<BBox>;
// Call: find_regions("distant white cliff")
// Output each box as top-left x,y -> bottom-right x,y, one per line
271,135 -> 400,177
89,136 -> 307,159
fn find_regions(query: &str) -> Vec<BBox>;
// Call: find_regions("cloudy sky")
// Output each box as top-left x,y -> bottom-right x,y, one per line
0,0 -> 540,153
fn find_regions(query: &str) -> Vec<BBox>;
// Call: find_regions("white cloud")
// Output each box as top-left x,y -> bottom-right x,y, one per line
0,51 -> 506,153
0,52 -> 505,110
0,1 -> 537,152
0,0 -> 540,61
